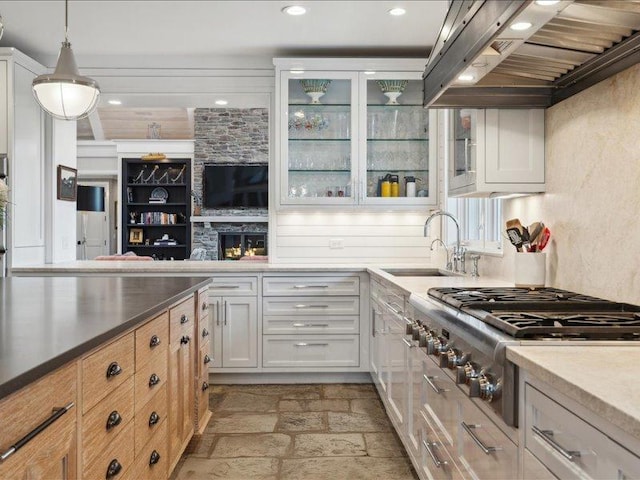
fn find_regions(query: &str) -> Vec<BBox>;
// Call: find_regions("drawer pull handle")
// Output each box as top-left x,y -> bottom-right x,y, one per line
106,362 -> 122,379
202,328 -> 209,338
180,335 -> 191,345
423,374 -> 448,394
384,301 -> 403,315
149,450 -> 161,466
462,422 -> 501,454
295,304 -> 329,309
105,411 -> 122,431
215,285 -> 240,289
292,323 -> 330,327
202,382 -> 209,391
149,411 -> 160,427
293,284 -> 329,289
180,314 -> 189,324
0,402 -> 74,462
402,338 -> 416,348
149,335 -> 161,348
202,302 -> 208,311
148,373 -> 160,387
106,459 -> 122,479
294,342 -> 329,347
204,354 -> 211,365
423,439 -> 447,468
532,425 -> 581,461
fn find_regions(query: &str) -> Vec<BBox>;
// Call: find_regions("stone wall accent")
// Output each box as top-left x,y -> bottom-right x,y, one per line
192,108 -> 269,260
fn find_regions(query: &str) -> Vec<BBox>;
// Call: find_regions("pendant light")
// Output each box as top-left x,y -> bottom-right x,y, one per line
32,0 -> 100,120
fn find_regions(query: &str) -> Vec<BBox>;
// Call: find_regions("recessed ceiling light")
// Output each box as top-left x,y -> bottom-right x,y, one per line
215,100 -> 228,106
108,100 -> 122,105
290,70 -> 304,74
364,71 -> 376,75
535,0 -> 560,5
457,74 -> 475,82
510,21 -> 533,31
282,5 -> 306,16
388,7 -> 406,16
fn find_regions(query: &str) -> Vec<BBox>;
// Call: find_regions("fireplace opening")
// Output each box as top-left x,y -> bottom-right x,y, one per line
218,232 -> 267,260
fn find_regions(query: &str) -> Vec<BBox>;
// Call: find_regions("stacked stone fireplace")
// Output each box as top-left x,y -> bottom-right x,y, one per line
192,108 -> 269,260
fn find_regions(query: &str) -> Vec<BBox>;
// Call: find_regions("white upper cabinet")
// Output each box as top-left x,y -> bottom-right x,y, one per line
274,58 -> 437,208
447,108 -> 545,197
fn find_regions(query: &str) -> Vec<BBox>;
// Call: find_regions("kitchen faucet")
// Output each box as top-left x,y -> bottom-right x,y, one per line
424,210 -> 466,273
430,238 -> 453,271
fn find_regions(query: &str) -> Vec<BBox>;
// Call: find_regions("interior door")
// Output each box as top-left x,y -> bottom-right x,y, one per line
76,181 -> 110,259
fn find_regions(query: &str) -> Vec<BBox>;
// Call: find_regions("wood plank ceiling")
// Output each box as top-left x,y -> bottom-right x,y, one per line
78,108 -> 194,140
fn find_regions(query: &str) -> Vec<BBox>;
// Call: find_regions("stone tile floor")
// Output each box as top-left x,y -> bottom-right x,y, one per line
171,384 -> 419,480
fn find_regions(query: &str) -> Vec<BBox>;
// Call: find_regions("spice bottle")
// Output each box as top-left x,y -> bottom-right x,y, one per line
380,174 -> 391,197
405,176 -> 417,197
389,175 -> 399,197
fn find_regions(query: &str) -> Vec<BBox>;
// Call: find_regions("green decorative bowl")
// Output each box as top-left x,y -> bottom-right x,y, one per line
376,80 -> 409,105
300,79 -> 332,104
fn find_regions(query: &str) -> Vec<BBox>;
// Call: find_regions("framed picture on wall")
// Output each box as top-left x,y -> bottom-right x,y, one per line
57,165 -> 77,201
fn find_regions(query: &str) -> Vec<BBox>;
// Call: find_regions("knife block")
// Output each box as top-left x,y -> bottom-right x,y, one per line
514,252 -> 546,287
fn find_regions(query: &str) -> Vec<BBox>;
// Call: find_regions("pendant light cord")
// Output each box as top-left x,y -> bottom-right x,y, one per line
64,0 -> 69,43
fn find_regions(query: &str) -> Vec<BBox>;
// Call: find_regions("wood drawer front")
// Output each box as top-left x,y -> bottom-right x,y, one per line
135,312 -> 169,368
82,376 -> 135,469
199,319 -> 211,350
84,420 -> 134,480
135,384 -> 168,456
126,421 -> 168,480
209,277 -> 257,296
263,315 -> 360,335
199,339 -> 211,377
197,374 -> 210,430
197,286 -> 211,317
83,333 -> 135,414
169,296 -> 195,345
134,358 -> 168,412
525,384 -> 640,480
263,335 -> 359,368
262,296 -> 359,316
263,276 -> 359,296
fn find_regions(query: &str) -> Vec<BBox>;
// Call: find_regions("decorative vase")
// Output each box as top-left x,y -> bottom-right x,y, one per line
300,79 -> 332,104
376,80 -> 408,105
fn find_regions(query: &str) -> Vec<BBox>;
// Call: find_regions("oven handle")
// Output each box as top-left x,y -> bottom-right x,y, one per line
383,301 -> 403,315
423,439 -> 447,468
402,338 -> 416,348
461,422 -> 501,454
423,374 -> 447,394
532,425 -> 581,461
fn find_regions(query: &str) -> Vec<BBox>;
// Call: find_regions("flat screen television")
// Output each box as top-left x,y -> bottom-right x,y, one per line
203,164 -> 268,208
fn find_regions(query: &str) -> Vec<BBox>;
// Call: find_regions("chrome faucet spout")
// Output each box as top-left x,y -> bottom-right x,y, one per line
424,210 -> 465,273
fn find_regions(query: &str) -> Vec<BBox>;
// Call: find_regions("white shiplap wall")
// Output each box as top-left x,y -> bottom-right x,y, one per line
272,211 -> 438,264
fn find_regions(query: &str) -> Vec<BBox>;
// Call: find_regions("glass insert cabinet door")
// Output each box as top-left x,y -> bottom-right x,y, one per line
448,108 -> 479,191
360,73 -> 437,205
281,71 -> 358,205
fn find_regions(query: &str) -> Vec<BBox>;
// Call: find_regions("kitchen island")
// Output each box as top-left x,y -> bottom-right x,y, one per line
0,276 -> 211,479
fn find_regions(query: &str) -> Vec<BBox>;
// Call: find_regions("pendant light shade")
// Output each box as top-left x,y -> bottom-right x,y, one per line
32,1 -> 100,120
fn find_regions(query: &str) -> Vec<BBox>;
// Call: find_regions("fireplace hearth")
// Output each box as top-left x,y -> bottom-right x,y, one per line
218,232 -> 267,260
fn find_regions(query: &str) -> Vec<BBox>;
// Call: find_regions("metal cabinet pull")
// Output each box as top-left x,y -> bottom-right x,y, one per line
180,314 -> 189,324
148,411 -> 160,427
149,450 -> 161,466
292,323 -> 330,327
0,402 -> 74,462
204,354 -> 211,365
384,301 -> 403,315
293,284 -> 329,289
215,300 -> 220,326
215,285 -> 240,289
532,425 -> 581,461
402,338 -> 416,348
105,411 -> 122,431
462,422 -> 501,454
294,342 -> 329,347
295,304 -> 329,309
148,373 -> 160,387
202,382 -> 209,391
201,301 -> 208,311
423,439 -> 447,468
106,362 -> 122,378
423,374 -> 446,394
149,335 -> 161,348
202,328 -> 209,338
106,459 -> 122,479
223,300 -> 227,325
180,335 -> 190,345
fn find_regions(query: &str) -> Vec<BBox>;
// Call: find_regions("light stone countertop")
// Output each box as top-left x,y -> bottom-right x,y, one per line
507,346 -> 640,441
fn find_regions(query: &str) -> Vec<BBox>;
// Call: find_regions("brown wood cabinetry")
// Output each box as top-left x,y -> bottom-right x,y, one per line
0,362 -> 77,480
195,286 -> 212,434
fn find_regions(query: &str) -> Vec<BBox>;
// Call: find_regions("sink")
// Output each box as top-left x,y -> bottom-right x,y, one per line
381,268 -> 459,277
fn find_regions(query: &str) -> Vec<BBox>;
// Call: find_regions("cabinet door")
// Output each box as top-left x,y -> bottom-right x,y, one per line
406,342 -> 423,458
0,61 -> 7,154
280,71 -> 358,206
222,296 -> 258,367
360,73 -> 437,206
448,108 -> 482,192
209,296 -> 223,368
386,310 -> 407,428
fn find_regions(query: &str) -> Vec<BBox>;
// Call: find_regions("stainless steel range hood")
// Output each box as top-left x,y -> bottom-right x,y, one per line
423,0 -> 640,108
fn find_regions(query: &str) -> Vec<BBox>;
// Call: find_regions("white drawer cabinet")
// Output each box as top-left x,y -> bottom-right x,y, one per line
263,315 -> 359,335
209,276 -> 257,296
263,296 -> 359,316
263,276 -> 359,296
525,383 -> 640,480
263,335 -> 359,368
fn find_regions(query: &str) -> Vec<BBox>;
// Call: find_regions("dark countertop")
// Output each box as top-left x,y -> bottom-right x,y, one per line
0,276 -> 210,401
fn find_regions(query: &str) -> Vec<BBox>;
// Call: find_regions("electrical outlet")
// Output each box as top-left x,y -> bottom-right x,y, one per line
329,239 -> 344,249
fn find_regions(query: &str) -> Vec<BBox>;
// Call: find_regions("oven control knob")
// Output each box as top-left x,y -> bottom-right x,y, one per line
464,362 -> 479,383
468,377 -> 481,397
405,320 -> 415,335
455,366 -> 467,384
412,324 -> 423,341
446,348 -> 471,369
418,329 -> 429,348
478,373 -> 501,403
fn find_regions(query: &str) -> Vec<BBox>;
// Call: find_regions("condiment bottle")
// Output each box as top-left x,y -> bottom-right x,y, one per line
380,174 -> 391,197
390,175 -> 399,197
405,176 -> 416,197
